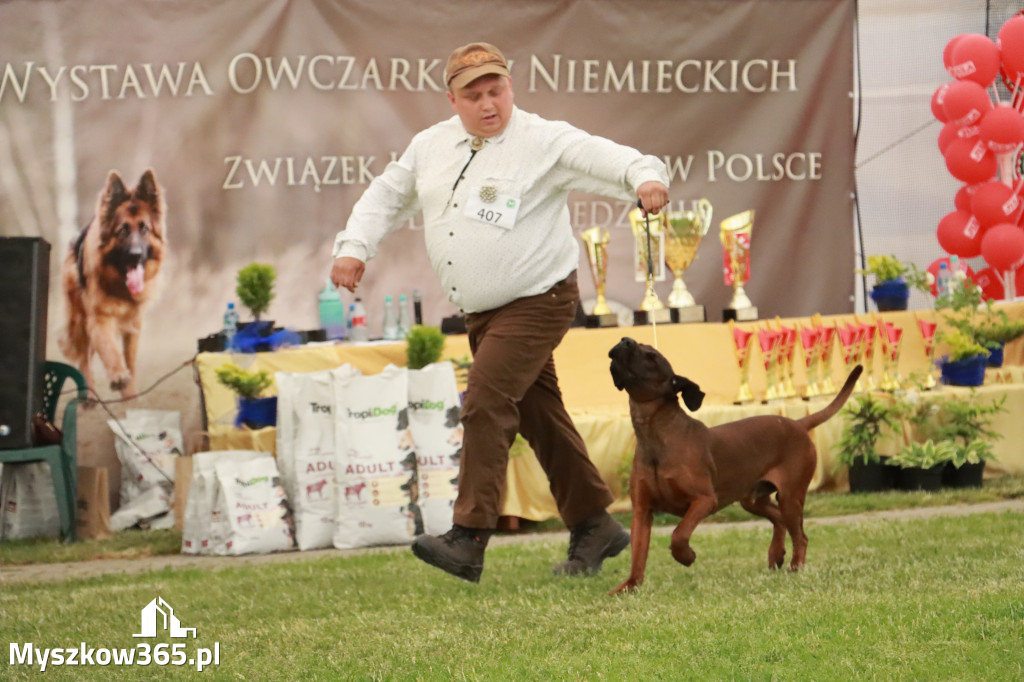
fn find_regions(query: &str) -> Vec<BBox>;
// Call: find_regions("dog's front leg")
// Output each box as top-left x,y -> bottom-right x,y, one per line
609,481 -> 653,595
669,494 -> 716,566
88,314 -> 131,392
121,327 -> 140,397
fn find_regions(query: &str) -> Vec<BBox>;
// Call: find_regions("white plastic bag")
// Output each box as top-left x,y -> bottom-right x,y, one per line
407,362 -> 462,536
107,409 -> 182,528
181,450 -> 264,555
0,462 -> 60,540
332,364 -> 420,549
216,456 -> 295,555
275,365 -> 359,550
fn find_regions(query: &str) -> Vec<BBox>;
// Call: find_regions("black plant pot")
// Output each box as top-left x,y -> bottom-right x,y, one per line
848,457 -> 896,493
941,460 -> 986,489
893,464 -> 944,492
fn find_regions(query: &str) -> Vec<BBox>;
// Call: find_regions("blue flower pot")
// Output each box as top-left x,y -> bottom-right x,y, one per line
940,354 -> 988,387
236,396 -> 278,429
987,344 -> 1004,368
870,278 -> 909,311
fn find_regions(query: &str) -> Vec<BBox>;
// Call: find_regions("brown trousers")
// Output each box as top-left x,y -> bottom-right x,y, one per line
453,271 -> 614,530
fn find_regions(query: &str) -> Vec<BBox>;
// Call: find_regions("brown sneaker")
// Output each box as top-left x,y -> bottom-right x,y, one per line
552,511 -> 630,576
411,525 -> 487,583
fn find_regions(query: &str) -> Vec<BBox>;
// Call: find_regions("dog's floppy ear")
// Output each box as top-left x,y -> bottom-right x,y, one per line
672,375 -> 705,411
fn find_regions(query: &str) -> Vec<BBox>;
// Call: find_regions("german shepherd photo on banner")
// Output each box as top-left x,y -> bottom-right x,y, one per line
59,169 -> 166,398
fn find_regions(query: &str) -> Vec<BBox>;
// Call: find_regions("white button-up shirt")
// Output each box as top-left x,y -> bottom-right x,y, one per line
333,106 -> 669,313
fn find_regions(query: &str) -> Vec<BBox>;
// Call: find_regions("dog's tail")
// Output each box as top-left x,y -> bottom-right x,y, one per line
798,364 -> 863,431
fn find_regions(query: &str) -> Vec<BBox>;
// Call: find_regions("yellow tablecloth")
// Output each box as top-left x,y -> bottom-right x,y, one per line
195,302 -> 1024,522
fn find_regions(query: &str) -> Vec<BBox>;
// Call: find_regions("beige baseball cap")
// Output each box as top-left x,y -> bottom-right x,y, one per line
444,42 -> 510,90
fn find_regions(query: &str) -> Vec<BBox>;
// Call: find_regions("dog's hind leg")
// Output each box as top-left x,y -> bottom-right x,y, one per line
740,483 -> 786,569
669,494 -> 716,567
777,490 -> 808,571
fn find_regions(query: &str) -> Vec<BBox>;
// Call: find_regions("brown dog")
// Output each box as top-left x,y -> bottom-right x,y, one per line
608,337 -> 861,594
59,170 -> 166,398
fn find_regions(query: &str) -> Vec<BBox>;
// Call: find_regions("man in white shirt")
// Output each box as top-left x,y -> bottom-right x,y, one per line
331,42 -> 669,583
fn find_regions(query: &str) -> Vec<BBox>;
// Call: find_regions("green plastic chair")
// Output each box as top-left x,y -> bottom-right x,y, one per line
0,361 -> 88,542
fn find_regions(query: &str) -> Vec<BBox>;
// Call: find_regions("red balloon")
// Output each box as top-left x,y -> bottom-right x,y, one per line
942,80 -> 993,127
954,184 -> 980,212
931,84 -> 951,122
943,34 -> 967,72
981,223 -> 1024,270
939,120 -> 980,154
950,34 -> 1001,86
937,210 -> 985,257
979,104 -> 1024,152
927,256 -> 977,297
970,180 -> 1021,227
971,266 -> 1005,300
997,15 -> 1024,75
944,137 -> 997,183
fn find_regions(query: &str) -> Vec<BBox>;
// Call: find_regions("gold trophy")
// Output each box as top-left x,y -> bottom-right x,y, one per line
663,198 -> 713,323
758,327 -> 784,403
812,314 -> 838,395
719,210 -> 758,322
874,315 -> 904,391
775,319 -> 798,399
914,313 -> 938,389
729,320 -> 755,404
629,206 -> 672,326
799,325 -> 821,400
580,226 -> 618,328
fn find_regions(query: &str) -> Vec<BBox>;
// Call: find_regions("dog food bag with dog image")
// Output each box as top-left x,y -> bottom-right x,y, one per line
215,456 -> 295,556
407,362 -> 462,536
332,364 -> 421,549
107,409 -> 183,529
276,365 -> 360,550
181,450 -> 264,555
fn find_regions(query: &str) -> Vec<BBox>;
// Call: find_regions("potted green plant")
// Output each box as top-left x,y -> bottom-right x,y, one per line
236,262 -> 277,321
937,327 -> 990,386
972,309 -> 1024,367
834,393 -> 902,492
888,439 -> 955,491
930,392 -> 1005,488
405,325 -> 446,370
215,362 -> 277,429
859,255 -> 930,311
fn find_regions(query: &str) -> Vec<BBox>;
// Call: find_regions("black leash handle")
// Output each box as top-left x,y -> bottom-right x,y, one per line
638,199 -> 654,280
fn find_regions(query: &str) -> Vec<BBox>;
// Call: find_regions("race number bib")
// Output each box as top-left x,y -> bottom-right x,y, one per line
465,187 -> 520,230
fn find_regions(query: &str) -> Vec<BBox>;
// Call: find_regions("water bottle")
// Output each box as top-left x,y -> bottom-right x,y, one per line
949,254 -> 965,290
223,302 -> 239,350
382,295 -> 399,340
318,280 -> 347,340
350,297 -> 369,342
397,294 -> 413,338
346,303 -> 355,338
936,262 -> 951,298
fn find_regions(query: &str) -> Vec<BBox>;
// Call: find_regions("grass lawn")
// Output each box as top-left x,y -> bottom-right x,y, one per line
1,480 -> 1023,680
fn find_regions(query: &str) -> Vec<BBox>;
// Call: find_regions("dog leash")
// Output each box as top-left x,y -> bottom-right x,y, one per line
638,199 -> 659,350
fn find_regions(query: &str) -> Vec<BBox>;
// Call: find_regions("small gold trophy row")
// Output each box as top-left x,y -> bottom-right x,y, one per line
581,201 -> 759,327
729,314 -> 937,404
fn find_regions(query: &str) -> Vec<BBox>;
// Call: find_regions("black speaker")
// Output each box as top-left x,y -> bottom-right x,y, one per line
0,237 -> 50,449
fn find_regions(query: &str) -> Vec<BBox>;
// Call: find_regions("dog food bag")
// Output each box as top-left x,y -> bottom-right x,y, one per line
108,409 -> 182,506
181,450 -> 264,555
332,364 -> 421,549
276,365 -> 359,550
215,456 -> 295,556
0,462 -> 61,540
407,362 -> 462,536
